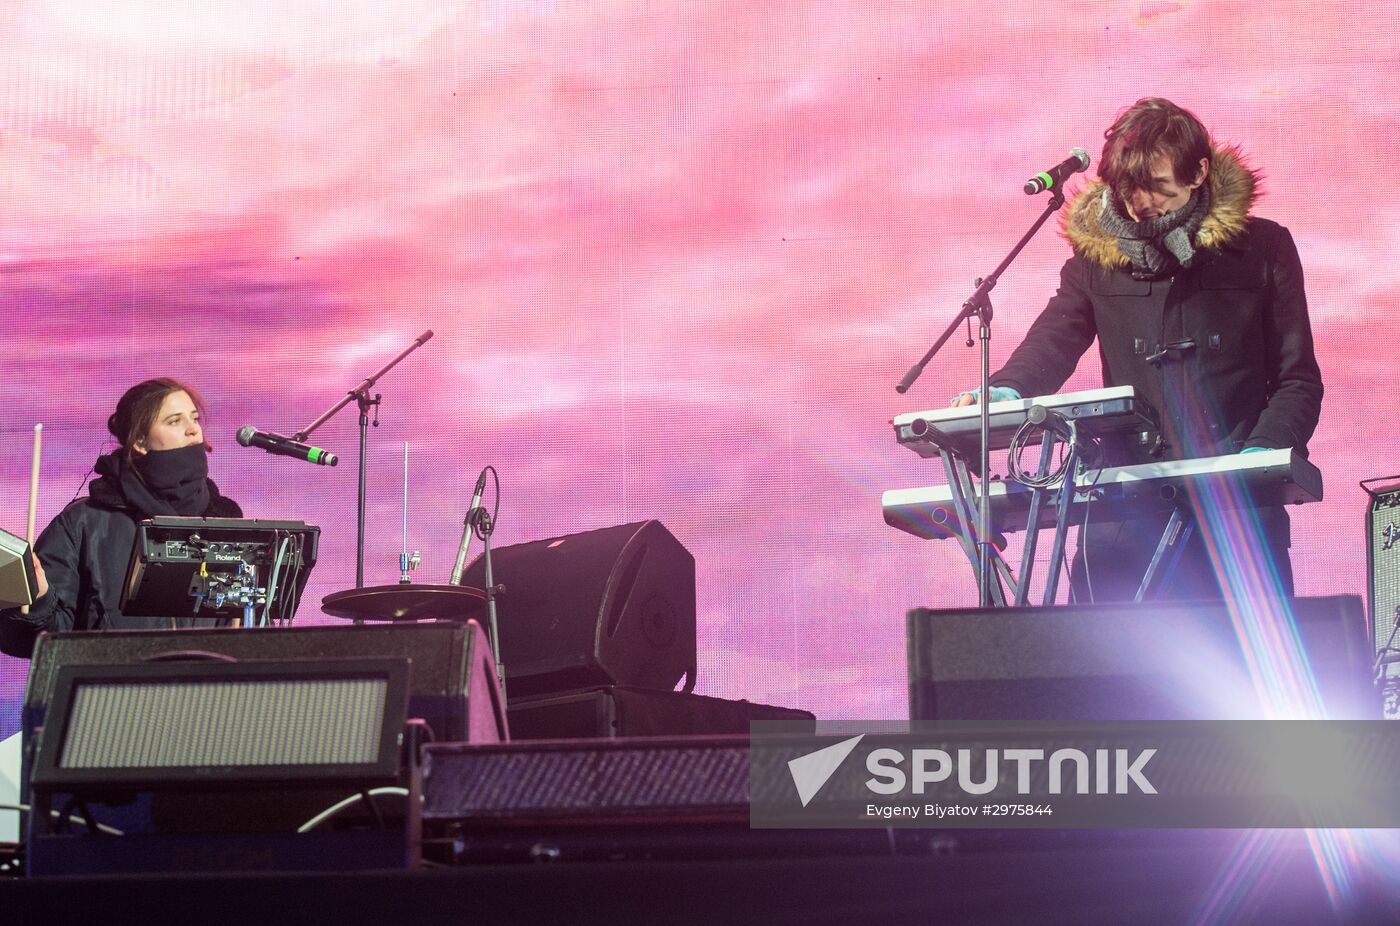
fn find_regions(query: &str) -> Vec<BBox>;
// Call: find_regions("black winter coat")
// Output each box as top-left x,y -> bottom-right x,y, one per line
991,150 -> 1322,467
0,470 -> 241,658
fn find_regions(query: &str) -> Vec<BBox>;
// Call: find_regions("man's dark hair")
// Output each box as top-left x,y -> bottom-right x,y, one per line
1099,97 -> 1212,199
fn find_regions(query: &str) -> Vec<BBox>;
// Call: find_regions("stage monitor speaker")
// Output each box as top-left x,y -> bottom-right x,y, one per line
1365,476 -> 1400,718
460,520 -> 696,699
26,656 -> 417,876
24,621 -> 507,747
31,657 -> 409,793
908,596 -> 1378,721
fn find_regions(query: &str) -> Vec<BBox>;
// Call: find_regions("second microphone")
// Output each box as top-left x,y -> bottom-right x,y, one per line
236,426 -> 339,466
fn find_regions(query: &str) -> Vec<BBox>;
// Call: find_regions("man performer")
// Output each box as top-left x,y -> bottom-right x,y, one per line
954,97 -> 1322,602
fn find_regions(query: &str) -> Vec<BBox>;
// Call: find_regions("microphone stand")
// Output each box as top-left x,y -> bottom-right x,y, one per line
896,189 -> 1066,607
293,330 -> 435,589
474,508 -> 507,712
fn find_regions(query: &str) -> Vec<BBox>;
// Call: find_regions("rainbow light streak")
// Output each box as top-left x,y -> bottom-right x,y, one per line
1175,417 -> 1324,720
1187,828 -> 1283,926
1173,404 -> 1364,909
1186,829 -> 1392,925
1301,828 -> 1361,912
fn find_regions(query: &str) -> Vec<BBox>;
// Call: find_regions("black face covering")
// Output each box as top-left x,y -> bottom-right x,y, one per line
117,444 -> 211,517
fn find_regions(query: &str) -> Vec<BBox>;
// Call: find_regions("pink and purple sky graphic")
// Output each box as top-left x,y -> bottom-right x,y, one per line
2,2 -> 1398,729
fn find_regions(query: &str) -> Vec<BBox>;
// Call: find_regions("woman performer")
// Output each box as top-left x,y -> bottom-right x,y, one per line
1,378 -> 242,656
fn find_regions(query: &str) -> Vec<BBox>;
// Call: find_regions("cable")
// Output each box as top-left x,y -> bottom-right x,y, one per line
279,532 -> 307,625
141,650 -> 237,663
290,533 -> 306,620
67,440 -> 115,505
1007,420 -> 1070,489
1075,464 -> 1107,604
472,465 -> 501,541
258,532 -> 280,626
274,534 -> 292,626
361,790 -> 386,830
1007,413 -> 1098,491
0,802 -> 124,835
278,534 -> 295,625
296,787 -> 410,833
60,797 -> 98,835
1007,414 -> 1102,604
261,533 -> 291,627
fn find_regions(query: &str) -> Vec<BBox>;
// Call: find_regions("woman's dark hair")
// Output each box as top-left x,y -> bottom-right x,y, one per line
1100,97 -> 1212,200
107,378 -> 207,460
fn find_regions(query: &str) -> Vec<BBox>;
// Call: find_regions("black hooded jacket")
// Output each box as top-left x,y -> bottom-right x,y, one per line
990,146 -> 1323,466
0,453 -> 241,657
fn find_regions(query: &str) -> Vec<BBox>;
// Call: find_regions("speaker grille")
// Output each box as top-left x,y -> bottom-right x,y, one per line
1368,489 -> 1400,718
423,739 -> 751,822
60,677 -> 386,770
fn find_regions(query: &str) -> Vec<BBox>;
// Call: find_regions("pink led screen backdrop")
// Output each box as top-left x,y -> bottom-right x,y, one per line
2,2 -> 1397,733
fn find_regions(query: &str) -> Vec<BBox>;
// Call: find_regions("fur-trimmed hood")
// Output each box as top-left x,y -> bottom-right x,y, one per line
1063,145 -> 1260,270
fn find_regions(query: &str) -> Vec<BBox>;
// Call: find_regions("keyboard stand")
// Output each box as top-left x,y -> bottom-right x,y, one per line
1133,506 -> 1195,602
1005,424 -> 1090,607
935,418 -> 1089,608
936,447 -> 1014,607
1013,431 -> 1055,606
1041,430 -> 1090,606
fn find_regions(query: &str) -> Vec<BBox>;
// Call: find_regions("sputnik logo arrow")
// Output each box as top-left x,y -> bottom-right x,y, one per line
787,735 -> 865,807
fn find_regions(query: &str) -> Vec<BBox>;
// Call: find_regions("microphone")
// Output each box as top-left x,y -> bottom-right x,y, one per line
448,468 -> 489,585
236,426 -> 338,466
1024,147 -> 1091,195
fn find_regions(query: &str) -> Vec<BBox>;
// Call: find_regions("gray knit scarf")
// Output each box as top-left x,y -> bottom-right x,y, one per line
1097,184 -> 1212,280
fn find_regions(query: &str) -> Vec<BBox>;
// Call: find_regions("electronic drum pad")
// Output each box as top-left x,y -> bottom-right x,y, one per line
0,527 -> 38,609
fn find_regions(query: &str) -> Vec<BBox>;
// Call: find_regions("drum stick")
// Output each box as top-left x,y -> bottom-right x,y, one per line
22,424 -> 41,613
